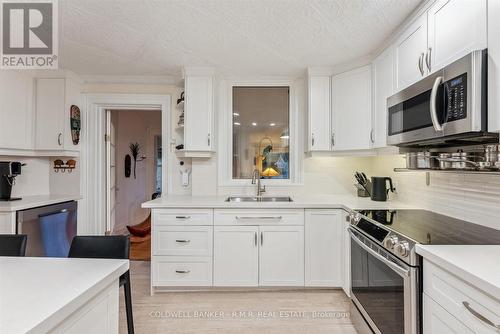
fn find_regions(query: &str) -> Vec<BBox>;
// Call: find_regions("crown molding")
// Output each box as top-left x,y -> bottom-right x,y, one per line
81,75 -> 179,85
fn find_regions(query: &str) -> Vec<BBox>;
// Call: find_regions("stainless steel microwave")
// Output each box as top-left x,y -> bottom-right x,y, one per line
387,49 -> 494,147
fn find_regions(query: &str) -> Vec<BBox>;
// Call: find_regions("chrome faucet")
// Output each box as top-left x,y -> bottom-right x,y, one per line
251,169 -> 266,196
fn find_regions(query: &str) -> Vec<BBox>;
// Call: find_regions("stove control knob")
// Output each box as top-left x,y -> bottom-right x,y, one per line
384,235 -> 398,249
395,241 -> 410,257
353,213 -> 361,223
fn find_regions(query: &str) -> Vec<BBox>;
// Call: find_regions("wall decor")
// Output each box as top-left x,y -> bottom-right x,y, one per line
70,105 -> 81,145
53,159 -> 77,173
129,142 -> 146,179
125,154 -> 131,178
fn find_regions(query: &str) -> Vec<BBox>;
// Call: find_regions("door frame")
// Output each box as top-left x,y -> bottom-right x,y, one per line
82,94 -> 171,235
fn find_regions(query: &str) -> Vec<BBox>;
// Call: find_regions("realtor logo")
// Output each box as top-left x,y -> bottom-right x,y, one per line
1,0 -> 58,69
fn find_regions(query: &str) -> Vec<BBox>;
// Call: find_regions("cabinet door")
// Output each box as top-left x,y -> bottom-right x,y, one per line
489,0 -> 500,133
372,48 -> 395,148
35,78 -> 65,150
428,0 -> 486,73
423,294 -> 475,334
0,72 -> 34,150
184,76 -> 213,151
331,65 -> 372,151
213,226 -> 259,286
305,210 -> 342,287
259,225 -> 304,286
308,75 -> 331,151
395,14 -> 428,90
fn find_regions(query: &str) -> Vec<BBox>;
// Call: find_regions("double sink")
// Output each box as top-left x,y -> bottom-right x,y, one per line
225,196 -> 293,202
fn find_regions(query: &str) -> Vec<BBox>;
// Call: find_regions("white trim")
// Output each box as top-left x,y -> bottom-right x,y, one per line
81,75 -> 179,85
82,94 -> 171,235
217,78 -> 303,188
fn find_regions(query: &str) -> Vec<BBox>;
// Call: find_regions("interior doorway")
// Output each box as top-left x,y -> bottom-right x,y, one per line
105,109 -> 162,261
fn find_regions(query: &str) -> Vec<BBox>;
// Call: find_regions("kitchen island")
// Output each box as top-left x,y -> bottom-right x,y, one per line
0,257 -> 129,334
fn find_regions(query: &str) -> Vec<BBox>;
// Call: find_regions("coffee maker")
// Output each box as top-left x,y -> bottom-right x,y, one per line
0,161 -> 23,201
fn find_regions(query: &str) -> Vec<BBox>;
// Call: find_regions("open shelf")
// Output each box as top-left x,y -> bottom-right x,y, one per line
394,168 -> 500,175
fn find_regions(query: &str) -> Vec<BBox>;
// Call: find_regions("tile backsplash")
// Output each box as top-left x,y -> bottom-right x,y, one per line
372,155 -> 500,230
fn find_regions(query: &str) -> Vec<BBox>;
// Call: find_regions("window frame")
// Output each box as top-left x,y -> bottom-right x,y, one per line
218,78 -> 302,188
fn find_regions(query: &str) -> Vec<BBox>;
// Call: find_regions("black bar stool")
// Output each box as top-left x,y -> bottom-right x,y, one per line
68,235 -> 134,334
0,234 -> 27,256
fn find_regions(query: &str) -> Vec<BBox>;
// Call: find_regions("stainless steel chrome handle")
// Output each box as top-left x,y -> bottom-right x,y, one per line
207,133 -> 211,147
254,232 -> 257,247
347,227 -> 409,277
430,76 -> 444,132
370,129 -> 374,143
463,301 -> 500,329
175,239 -> 190,243
175,269 -> 190,274
38,208 -> 68,218
312,133 -> 315,147
260,232 -> 263,246
175,216 -> 191,219
235,216 -> 283,220
418,53 -> 425,76
425,47 -> 432,71
331,132 -> 335,147
57,133 -> 62,146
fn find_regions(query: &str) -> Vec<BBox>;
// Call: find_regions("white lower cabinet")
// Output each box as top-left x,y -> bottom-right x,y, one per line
305,210 -> 343,287
152,256 -> 212,287
213,226 -> 259,286
259,225 -> 304,286
423,259 -> 500,333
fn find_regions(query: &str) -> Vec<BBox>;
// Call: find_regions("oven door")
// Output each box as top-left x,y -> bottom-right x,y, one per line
348,227 -> 419,334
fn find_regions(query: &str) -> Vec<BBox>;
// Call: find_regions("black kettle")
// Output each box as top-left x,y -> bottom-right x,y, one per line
370,177 -> 396,202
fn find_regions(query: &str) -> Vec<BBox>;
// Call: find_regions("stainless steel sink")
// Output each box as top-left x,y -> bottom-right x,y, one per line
225,196 -> 293,202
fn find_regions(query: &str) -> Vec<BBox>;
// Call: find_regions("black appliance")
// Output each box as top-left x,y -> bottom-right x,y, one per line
370,176 -> 395,202
17,201 -> 78,257
347,209 -> 500,334
387,49 -> 499,147
0,161 -> 23,201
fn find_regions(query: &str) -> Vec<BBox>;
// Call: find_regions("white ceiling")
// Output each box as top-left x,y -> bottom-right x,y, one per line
59,0 -> 421,78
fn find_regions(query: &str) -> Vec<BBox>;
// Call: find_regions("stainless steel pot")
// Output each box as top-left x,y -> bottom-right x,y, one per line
405,152 -> 418,169
437,153 -> 452,170
485,144 -> 499,163
417,152 -> 439,169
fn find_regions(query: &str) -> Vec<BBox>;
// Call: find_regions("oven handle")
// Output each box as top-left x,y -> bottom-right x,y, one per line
348,227 -> 410,277
430,76 -> 444,132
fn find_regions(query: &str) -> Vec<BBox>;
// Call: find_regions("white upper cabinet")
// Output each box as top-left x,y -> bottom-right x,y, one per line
331,65 -> 372,151
0,72 -> 34,150
489,0 -> 500,133
395,13 -> 428,90
35,78 -> 66,150
182,68 -> 214,155
427,0 -> 487,74
372,48 -> 395,148
307,73 -> 331,151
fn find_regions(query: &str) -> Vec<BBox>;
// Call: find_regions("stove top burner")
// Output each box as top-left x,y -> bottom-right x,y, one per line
356,209 -> 500,245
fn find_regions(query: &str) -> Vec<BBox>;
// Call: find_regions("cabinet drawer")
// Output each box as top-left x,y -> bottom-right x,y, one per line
153,209 -> 213,226
152,256 -> 212,286
423,259 -> 500,333
153,226 -> 213,256
214,209 -> 304,226
423,293 -> 474,334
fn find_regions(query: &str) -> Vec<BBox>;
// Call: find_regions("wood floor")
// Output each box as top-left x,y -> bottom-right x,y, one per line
119,261 -> 358,334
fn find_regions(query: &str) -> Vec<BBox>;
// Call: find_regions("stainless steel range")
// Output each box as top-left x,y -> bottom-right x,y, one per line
347,209 -> 500,334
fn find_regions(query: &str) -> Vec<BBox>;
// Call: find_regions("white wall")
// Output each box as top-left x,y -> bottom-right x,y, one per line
112,110 -> 161,232
371,155 -> 500,230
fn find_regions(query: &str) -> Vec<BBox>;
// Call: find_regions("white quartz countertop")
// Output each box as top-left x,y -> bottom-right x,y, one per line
0,257 -> 129,334
0,195 -> 82,212
142,194 -> 416,210
416,245 -> 500,299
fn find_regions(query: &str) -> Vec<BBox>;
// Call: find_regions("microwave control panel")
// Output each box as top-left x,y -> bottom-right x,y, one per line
444,73 -> 467,122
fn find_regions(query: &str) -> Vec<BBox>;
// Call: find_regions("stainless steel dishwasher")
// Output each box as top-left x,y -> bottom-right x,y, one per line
16,201 -> 77,257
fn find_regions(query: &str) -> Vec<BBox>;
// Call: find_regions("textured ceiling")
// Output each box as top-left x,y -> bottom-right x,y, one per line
59,0 -> 421,77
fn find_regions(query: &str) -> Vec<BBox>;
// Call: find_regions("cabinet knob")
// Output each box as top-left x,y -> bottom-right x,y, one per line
311,134 -> 315,147
207,133 -> 211,147
331,133 -> 335,147
57,133 -> 62,146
